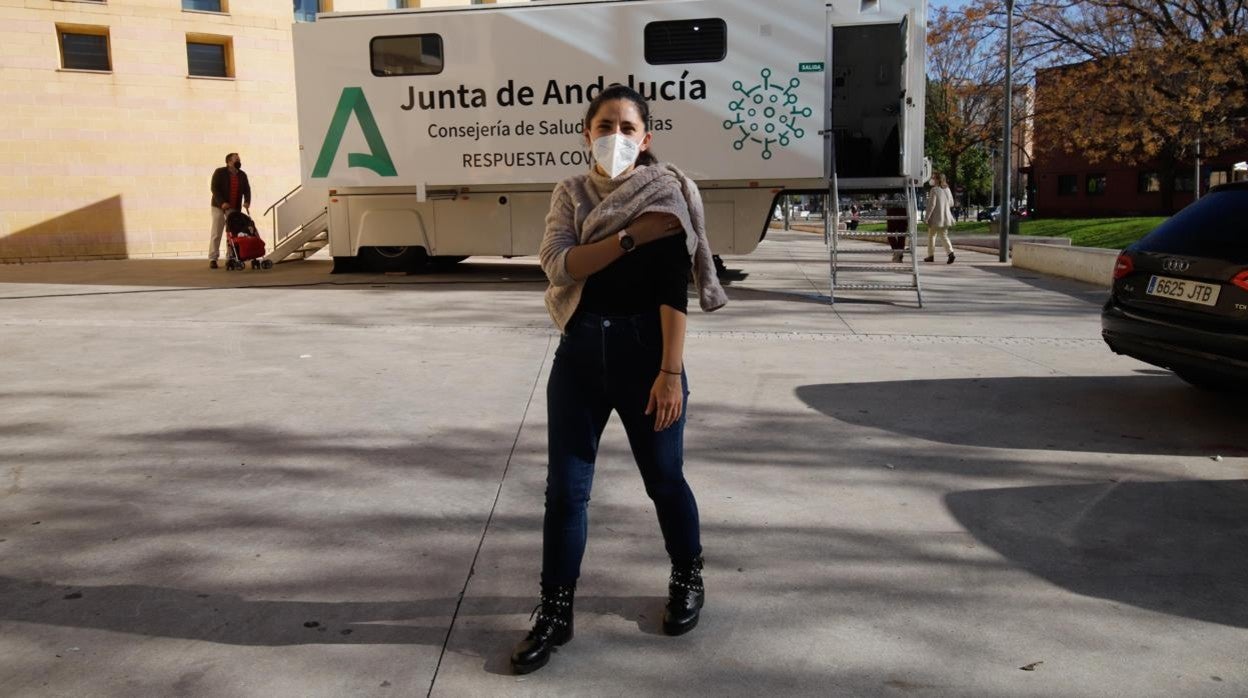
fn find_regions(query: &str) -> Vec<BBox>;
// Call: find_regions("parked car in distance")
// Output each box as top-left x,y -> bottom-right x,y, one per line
977,206 -> 1028,222
1101,182 -> 1248,389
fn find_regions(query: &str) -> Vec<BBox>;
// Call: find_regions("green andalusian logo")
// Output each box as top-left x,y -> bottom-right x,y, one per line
723,68 -> 813,160
311,87 -> 397,178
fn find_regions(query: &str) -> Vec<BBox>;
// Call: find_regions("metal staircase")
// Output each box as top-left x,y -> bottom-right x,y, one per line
824,175 -> 924,307
268,210 -> 329,263
263,186 -> 330,264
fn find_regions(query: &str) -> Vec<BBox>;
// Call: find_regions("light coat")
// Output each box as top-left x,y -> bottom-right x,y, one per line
925,185 -> 955,228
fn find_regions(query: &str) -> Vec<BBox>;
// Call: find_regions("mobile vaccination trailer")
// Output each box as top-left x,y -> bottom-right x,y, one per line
276,0 -> 926,272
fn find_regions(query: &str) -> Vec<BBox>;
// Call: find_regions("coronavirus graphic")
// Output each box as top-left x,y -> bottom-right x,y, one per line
723,68 -> 813,160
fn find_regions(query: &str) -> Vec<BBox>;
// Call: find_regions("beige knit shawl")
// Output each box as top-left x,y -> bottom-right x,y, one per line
539,163 -> 729,331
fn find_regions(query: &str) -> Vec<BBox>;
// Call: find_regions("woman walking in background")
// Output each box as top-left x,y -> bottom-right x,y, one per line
511,84 -> 727,675
925,172 -> 956,264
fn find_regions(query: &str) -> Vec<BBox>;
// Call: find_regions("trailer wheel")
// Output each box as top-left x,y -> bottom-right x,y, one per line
261,260 -> 274,270
430,255 -> 468,269
360,246 -> 428,273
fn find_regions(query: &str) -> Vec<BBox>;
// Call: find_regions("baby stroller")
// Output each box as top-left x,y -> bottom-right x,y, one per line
224,209 -> 273,271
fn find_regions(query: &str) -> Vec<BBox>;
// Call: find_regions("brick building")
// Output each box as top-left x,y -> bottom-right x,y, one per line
0,0 -> 521,264
1031,64 -> 1248,218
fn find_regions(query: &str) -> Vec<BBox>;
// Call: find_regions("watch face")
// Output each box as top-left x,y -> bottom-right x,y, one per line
620,234 -> 635,251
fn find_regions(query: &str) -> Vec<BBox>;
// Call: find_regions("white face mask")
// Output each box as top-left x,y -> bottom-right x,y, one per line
592,134 -> 641,179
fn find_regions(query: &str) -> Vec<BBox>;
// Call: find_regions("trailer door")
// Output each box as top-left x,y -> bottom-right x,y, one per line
897,13 -> 910,176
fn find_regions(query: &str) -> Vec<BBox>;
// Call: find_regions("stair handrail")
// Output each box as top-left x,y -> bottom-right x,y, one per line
266,209 -> 329,264
276,208 -> 328,248
279,207 -> 328,243
264,184 -> 305,248
263,184 -> 302,218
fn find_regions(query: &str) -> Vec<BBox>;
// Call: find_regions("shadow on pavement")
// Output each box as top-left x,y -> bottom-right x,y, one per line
722,286 -> 827,306
0,258 -> 549,298
0,576 -> 659,652
975,263 -> 1109,305
456,593 -> 668,677
946,479 -> 1248,628
796,375 -> 1248,456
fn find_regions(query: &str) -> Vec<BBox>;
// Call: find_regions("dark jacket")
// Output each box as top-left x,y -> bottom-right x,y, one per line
210,167 -> 252,209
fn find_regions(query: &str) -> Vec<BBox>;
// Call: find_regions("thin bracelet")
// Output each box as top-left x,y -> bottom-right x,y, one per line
659,367 -> 682,375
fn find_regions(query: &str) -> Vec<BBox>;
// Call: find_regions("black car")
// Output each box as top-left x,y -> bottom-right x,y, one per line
977,206 -> 1028,222
1102,181 -> 1248,389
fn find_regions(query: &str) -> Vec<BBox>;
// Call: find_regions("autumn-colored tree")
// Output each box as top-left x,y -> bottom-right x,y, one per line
925,4 -> 1005,199
925,84 -> 1000,206
926,3 -> 1035,205
1021,0 -> 1248,211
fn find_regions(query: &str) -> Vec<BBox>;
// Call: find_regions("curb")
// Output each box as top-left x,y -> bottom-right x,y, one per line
1011,241 -> 1118,288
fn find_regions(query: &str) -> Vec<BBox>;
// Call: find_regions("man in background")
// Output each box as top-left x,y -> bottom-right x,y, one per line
208,153 -> 251,269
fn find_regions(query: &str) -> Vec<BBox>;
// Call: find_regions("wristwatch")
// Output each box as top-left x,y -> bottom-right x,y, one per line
618,229 -> 636,252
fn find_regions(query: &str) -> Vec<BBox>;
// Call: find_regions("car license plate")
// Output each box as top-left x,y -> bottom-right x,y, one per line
1146,275 -> 1220,307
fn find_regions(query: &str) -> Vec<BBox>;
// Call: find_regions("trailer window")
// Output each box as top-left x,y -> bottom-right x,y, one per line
371,34 -> 443,77
644,19 -> 726,65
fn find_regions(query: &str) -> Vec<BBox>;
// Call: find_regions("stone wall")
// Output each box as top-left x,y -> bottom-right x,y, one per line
0,0 -> 308,262
1,0 -> 533,263
1012,241 -> 1120,288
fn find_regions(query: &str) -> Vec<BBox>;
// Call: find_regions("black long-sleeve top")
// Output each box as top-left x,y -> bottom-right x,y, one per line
577,233 -> 691,316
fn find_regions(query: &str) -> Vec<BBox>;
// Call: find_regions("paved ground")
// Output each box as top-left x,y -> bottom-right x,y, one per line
1,231 -> 1245,697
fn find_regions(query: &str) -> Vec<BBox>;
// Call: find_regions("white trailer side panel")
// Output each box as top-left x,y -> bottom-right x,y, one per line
294,0 -> 828,188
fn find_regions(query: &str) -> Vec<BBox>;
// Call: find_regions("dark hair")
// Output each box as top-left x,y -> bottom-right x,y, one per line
225,152 -> 238,164
582,84 -> 658,167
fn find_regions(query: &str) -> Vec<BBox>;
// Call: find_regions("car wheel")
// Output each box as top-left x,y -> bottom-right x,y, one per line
1173,370 -> 1237,393
360,246 -> 428,273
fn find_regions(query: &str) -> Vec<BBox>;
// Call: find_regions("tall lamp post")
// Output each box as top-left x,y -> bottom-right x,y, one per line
1194,130 -> 1202,202
999,0 -> 1015,263
989,143 -> 999,213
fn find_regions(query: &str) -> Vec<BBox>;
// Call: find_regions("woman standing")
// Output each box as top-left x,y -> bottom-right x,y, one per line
511,85 -> 727,675
925,172 -> 956,264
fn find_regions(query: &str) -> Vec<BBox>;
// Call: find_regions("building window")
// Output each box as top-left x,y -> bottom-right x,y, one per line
1137,171 -> 1161,193
1174,174 -> 1195,192
295,0 -> 331,22
58,26 -> 111,72
1208,170 -> 1230,188
187,36 -> 232,78
183,0 -> 226,12
1086,173 -> 1107,196
1056,174 -> 1077,196
644,18 -> 727,65
371,34 -> 443,76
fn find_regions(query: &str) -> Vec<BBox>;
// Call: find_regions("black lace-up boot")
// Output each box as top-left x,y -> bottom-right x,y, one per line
662,556 -> 704,636
510,583 -> 575,675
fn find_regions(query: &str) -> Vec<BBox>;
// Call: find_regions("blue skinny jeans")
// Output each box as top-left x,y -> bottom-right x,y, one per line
541,310 -> 702,587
